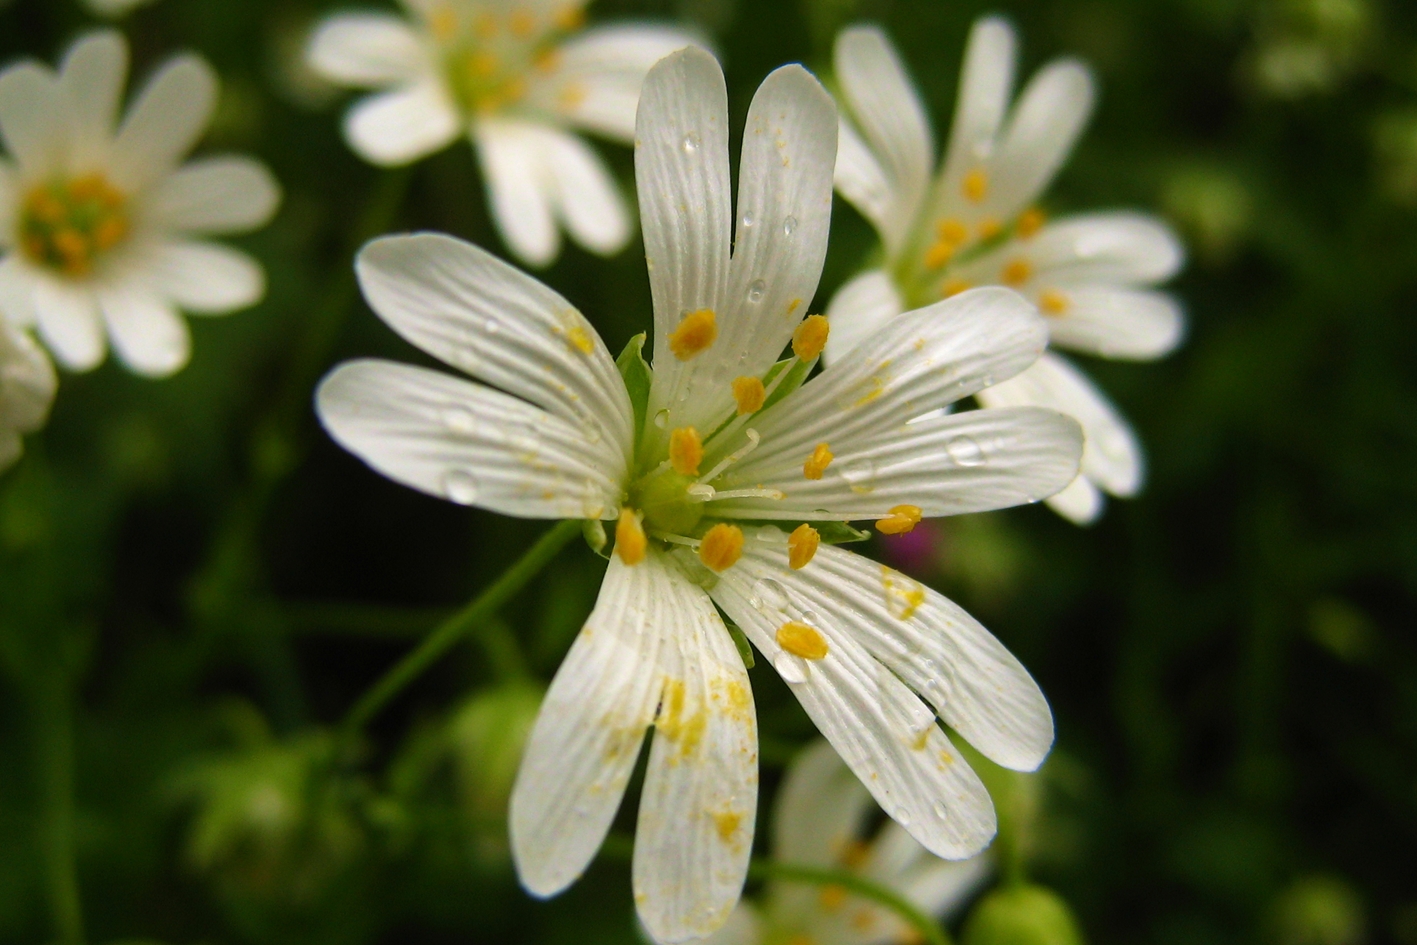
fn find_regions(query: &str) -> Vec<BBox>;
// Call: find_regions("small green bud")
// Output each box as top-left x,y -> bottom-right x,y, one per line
962,885 -> 1084,945
1270,875 -> 1365,945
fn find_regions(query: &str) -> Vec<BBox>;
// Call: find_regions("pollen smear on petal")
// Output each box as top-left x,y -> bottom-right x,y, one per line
875,504 -> 923,535
792,314 -> 830,361
962,168 -> 989,203
802,442 -> 834,480
1001,257 -> 1033,287
669,426 -> 703,476
1039,288 -> 1069,315
562,324 -> 594,353
940,278 -> 971,299
1017,207 -> 1046,239
668,308 -> 717,360
698,523 -> 744,572
787,524 -> 819,569
732,375 -> 766,415
615,507 -> 646,565
777,621 -> 829,660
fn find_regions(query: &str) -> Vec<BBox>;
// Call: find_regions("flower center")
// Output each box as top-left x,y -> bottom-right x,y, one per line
19,174 -> 130,278
428,2 -> 583,116
632,470 -> 705,537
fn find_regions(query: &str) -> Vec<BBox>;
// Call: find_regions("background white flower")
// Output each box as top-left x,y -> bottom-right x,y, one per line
0,31 -> 281,378
826,18 -> 1186,524
699,739 -> 991,945
316,47 -> 1082,944
306,0 -> 700,267
83,0 -> 160,19
0,321 -> 55,471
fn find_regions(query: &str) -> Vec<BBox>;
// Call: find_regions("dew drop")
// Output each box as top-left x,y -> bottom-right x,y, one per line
681,132 -> 700,154
931,801 -> 949,821
836,456 -> 878,491
443,469 -> 480,505
945,434 -> 986,467
741,210 -> 756,228
895,807 -> 912,827
653,408 -> 670,430
755,524 -> 785,542
749,577 -> 790,613
782,215 -> 797,236
772,652 -> 808,684
484,316 -> 501,334
441,406 -> 479,437
746,279 -> 767,304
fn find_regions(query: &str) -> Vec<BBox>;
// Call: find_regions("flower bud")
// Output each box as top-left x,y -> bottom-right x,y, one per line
962,885 -> 1084,945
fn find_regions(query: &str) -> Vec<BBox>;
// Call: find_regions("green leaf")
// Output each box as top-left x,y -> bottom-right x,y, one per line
814,521 -> 872,544
615,333 -> 652,438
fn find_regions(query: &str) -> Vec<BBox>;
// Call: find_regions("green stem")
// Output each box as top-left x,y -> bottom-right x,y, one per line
32,672 -> 84,945
338,519 -> 581,739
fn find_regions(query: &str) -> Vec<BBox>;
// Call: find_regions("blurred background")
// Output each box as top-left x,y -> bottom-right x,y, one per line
1,0 -> 1416,942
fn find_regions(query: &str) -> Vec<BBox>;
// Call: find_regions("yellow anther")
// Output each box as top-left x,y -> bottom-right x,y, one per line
429,4 -> 458,40
819,884 -> 848,911
1038,289 -> 1069,315
533,47 -> 562,73
923,241 -> 955,270
875,504 -> 923,535
1001,257 -> 1033,287
509,9 -> 537,37
669,426 -> 703,476
936,217 -> 969,245
1016,207 -> 1046,239
732,375 -> 766,415
940,278 -> 971,299
557,82 -> 587,110
787,524 -> 820,570
615,508 -> 646,565
20,174 -> 129,278
838,839 -> 870,869
467,50 -> 500,79
977,217 -> 1003,240
792,314 -> 830,361
668,308 -> 717,360
802,442 -> 834,480
698,523 -> 744,572
473,12 -> 498,38
553,4 -> 586,30
777,621 -> 829,660
962,168 -> 989,203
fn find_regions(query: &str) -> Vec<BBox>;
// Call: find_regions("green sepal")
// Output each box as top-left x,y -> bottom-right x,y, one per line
615,333 -> 652,438
813,521 -> 872,545
726,622 -> 756,669
582,519 -> 609,558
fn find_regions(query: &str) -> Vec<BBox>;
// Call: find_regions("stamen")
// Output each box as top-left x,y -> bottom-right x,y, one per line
875,504 -> 923,535
923,241 -> 955,270
468,50 -> 500,78
940,279 -> 971,299
787,524 -> 819,569
777,621 -> 829,660
1000,258 -> 1033,287
430,4 -> 458,40
977,217 -> 1002,240
553,4 -> 586,30
936,218 -> 968,245
802,442 -> 833,480
508,9 -> 537,37
533,47 -> 562,73
819,884 -> 848,911
473,12 -> 498,38
669,426 -> 703,476
1016,207 -> 1046,239
962,168 -> 989,203
20,174 -> 130,278
792,314 -> 830,361
615,508 -> 646,564
697,428 -> 760,485
732,376 -> 766,415
698,523 -> 744,572
558,83 -> 587,110
706,487 -> 784,500
668,308 -> 717,360
1038,289 -> 1069,315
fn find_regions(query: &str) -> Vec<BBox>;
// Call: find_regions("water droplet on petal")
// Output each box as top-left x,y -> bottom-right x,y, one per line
755,525 -> 785,542
653,408 -> 670,430
681,132 -> 700,154
443,469 -> 480,505
484,317 -> 501,334
741,210 -> 755,228
772,652 -> 807,684
749,577 -> 789,613
746,279 -> 766,304
836,456 -> 878,491
945,434 -> 986,466
931,801 -> 949,821
782,215 -> 797,236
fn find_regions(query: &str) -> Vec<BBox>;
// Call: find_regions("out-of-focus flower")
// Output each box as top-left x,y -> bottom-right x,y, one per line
305,0 -> 699,267
1161,164 -> 1253,265
1373,108 -> 1417,207
826,20 -> 1186,525
316,46 -> 1080,942
699,739 -> 992,945
961,884 -> 1084,945
448,681 -> 542,857
0,32 -> 281,377
0,322 -> 55,472
82,0 -> 160,19
1248,0 -> 1371,99
1269,875 -> 1365,945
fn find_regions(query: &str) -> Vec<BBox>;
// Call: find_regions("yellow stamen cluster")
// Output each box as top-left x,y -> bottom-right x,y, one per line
802,442 -> 834,480
962,168 -> 989,203
940,278 -> 971,299
1016,207 -> 1046,239
19,174 -> 130,278
787,524 -> 819,569
698,523 -> 744,572
923,217 -> 970,271
1000,257 -> 1033,287
819,884 -> 848,911
1038,289 -> 1069,315
669,426 -> 703,476
977,217 -> 1002,240
791,314 -> 830,361
668,308 -> 717,360
732,375 -> 766,415
875,504 -> 923,535
777,621 -> 829,660
435,3 -> 585,116
615,508 -> 646,565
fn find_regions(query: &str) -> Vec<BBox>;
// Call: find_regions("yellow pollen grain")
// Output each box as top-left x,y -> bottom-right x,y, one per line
851,910 -> 877,933
787,524 -> 819,570
936,217 -> 969,245
962,168 -> 989,203
923,241 -> 955,270
1039,289 -> 1069,315
698,523 -> 744,572
940,278 -> 971,299
792,314 -> 829,361
732,376 -> 766,415
978,217 -> 1003,240
1017,207 -> 1046,239
615,508 -> 646,565
562,324 -> 594,354
668,308 -> 717,360
669,426 -> 703,476
1001,257 -> 1033,287
876,504 -> 923,535
819,884 -> 848,911
508,9 -> 536,37
713,810 -> 742,842
802,442 -> 834,480
777,621 -> 828,660
553,4 -> 586,31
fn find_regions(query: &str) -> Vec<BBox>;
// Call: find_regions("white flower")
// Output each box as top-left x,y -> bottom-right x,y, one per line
826,19 -> 1186,524
82,0 -> 159,19
699,739 -> 991,945
306,0 -> 700,267
316,47 -> 1081,943
0,31 -> 281,378
0,321 -> 56,471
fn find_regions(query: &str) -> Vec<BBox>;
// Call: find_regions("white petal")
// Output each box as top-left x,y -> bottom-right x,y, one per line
987,59 -> 1094,221
646,61 -> 837,450
58,31 -> 128,169
355,233 -> 634,469
538,25 -> 703,142
834,26 -> 933,256
536,125 -> 631,257
975,351 -> 1142,497
0,321 -> 56,434
938,17 -> 1016,195
1043,287 -> 1184,360
32,277 -> 105,372
344,80 -> 460,167
711,552 -> 997,860
0,255 -> 38,326
694,903 -> 762,945
0,161 -> 14,246
726,288 -> 1046,490
634,554 -> 757,944
713,406 -> 1081,522
891,845 -> 992,922
834,116 -> 893,242
145,240 -> 265,314
97,278 -> 190,377
1026,212 -> 1186,285
306,13 -> 428,88
110,54 -> 218,190
510,554 -> 674,896
1043,473 -> 1103,525
150,156 -> 281,234
823,268 -> 904,364
473,118 -> 559,267
0,62 -> 63,176
316,359 -> 622,518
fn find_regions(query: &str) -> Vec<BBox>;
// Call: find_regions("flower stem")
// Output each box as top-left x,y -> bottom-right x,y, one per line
32,671 -> 84,945
750,859 -> 954,945
338,519 -> 581,739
